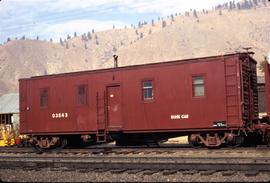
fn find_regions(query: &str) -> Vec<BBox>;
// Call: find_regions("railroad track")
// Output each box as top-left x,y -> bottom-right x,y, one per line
0,145 -> 269,174
0,144 -> 268,155
0,154 -> 269,173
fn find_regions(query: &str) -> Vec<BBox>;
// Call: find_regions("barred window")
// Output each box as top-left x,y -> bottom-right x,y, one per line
40,88 -> 48,107
143,80 -> 154,100
78,85 -> 87,105
193,76 -> 205,97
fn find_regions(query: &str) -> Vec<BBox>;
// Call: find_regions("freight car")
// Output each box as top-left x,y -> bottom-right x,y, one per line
19,52 -> 270,150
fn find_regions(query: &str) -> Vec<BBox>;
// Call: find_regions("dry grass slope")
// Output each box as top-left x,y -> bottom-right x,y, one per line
0,3 -> 269,95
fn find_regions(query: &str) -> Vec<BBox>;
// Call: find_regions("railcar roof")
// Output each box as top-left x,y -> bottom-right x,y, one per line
20,52 -> 256,80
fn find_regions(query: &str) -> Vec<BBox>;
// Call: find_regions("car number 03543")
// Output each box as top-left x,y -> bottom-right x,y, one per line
52,113 -> 68,119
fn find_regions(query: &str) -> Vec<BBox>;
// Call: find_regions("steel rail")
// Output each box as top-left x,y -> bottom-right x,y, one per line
0,155 -> 269,172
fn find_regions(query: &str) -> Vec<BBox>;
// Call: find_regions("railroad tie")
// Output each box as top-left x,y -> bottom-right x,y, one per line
199,170 -> 217,176
182,170 -> 197,175
162,170 -> 177,175
221,171 -> 235,176
110,169 -> 127,174
142,170 -> 159,175
126,169 -> 144,174
244,171 -> 259,177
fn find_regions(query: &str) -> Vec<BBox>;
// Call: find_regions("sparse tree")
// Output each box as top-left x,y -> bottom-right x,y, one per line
262,0 -> 266,6
87,32 -> 92,40
92,29 -> 95,34
170,14 -> 175,22
253,0 -> 258,6
219,10 -> 222,15
193,10 -> 198,18
151,19 -> 154,26
81,34 -> 86,42
36,36 -> 39,40
21,35 -> 25,40
113,24 -> 115,29
7,37 -> 11,42
237,2 -> 241,9
113,45 -> 117,52
74,32 -> 77,37
50,38 -> 53,42
140,32 -> 144,39
67,34 -> 71,39
60,38 -> 64,46
162,20 -> 166,28
138,21 -> 142,28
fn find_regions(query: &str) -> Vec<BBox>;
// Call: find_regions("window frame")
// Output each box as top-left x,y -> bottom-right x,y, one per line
142,79 -> 154,101
192,75 -> 206,98
77,84 -> 88,106
40,88 -> 49,108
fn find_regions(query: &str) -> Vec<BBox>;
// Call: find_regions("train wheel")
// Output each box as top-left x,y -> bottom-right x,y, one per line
188,134 -> 202,148
227,134 -> 244,147
32,136 -> 66,153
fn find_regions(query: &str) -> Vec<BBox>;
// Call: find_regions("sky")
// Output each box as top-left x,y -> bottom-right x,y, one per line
0,0 -> 241,44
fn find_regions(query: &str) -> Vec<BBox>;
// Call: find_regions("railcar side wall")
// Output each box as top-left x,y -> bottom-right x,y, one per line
19,54 -> 250,135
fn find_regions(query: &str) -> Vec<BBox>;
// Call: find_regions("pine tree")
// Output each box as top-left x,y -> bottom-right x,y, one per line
162,20 -> 166,28
140,32 -> 144,39
170,14 -> 174,22
74,32 -> 77,37
151,19 -> 154,26
113,45 -> 117,52
219,10 -> 222,15
193,10 -> 198,18
60,38 -> 64,46
87,32 -> 92,40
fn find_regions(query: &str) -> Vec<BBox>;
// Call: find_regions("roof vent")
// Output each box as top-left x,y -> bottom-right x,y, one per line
113,55 -> 118,68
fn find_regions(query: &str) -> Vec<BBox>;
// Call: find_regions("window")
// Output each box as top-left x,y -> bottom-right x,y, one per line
40,88 -> 48,107
192,76 -> 205,97
143,80 -> 154,100
78,85 -> 87,105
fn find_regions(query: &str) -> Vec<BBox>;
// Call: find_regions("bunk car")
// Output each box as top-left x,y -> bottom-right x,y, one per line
19,52 -> 270,149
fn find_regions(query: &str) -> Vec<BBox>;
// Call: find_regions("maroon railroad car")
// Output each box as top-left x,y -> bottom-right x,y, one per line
19,52 -> 270,149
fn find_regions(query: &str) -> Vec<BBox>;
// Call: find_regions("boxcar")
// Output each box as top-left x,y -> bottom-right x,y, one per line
19,52 -> 269,149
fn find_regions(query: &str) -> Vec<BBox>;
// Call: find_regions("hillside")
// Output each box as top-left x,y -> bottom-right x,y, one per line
0,3 -> 269,95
